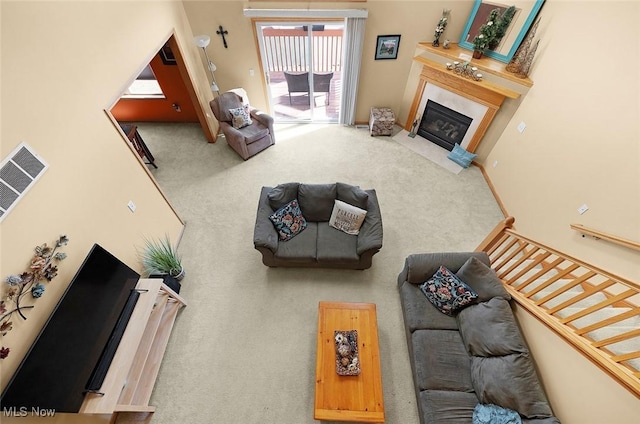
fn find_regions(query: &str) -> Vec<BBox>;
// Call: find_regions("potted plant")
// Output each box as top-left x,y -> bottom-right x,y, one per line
140,235 -> 184,293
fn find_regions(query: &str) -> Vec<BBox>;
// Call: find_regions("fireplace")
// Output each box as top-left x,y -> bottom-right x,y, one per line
417,100 -> 473,151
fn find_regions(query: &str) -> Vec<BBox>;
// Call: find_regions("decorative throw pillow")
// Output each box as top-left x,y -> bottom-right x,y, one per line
229,105 -> 252,129
419,265 -> 479,315
329,199 -> 367,235
447,143 -> 477,168
268,199 -> 307,241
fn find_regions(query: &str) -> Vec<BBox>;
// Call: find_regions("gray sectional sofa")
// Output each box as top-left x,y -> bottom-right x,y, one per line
253,182 -> 383,269
398,251 -> 560,424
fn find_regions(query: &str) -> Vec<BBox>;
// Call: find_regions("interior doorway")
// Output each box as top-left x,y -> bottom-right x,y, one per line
255,22 -> 344,123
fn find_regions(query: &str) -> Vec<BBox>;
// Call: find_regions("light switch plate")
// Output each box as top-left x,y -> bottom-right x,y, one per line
577,204 -> 589,215
128,200 -> 136,213
517,121 -> 526,133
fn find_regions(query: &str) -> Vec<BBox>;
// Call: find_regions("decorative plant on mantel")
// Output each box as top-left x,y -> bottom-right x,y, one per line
432,9 -> 451,47
0,235 -> 69,359
472,5 -> 516,58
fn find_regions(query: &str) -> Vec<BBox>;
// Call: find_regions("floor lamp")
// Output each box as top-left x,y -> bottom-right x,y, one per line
193,35 -> 220,95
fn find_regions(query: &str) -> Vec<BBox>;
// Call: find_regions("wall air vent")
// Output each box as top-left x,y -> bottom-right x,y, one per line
0,142 -> 48,222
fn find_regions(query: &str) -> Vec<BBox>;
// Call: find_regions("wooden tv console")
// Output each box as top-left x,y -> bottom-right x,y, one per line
80,278 -> 186,414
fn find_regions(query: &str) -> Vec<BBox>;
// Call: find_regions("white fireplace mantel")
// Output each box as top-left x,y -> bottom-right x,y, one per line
406,43 -> 533,153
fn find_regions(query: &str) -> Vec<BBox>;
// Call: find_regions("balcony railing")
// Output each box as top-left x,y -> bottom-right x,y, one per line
261,28 -> 343,73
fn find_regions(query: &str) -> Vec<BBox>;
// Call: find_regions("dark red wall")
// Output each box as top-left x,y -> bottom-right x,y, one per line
112,53 -> 199,122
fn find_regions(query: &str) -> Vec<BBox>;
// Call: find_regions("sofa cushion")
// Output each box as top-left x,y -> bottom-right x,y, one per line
401,252 -> 491,285
329,199 -> 367,235
298,183 -> 336,221
470,354 -> 554,419
411,330 -> 474,392
336,182 -> 369,209
243,125 -> 270,144
420,266 -> 479,316
268,199 -> 307,241
457,298 -> 528,357
399,281 -> 458,332
456,256 -> 511,302
522,418 -> 561,424
268,183 -> 300,210
274,222 -> 318,261
316,223 -> 359,264
420,390 -> 478,424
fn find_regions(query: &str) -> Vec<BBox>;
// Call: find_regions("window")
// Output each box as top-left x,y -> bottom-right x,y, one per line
121,65 -> 165,99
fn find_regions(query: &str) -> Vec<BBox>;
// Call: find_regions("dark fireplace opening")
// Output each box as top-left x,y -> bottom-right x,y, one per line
417,100 -> 472,151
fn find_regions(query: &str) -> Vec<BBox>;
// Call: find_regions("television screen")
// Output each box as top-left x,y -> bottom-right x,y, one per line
1,244 -> 140,412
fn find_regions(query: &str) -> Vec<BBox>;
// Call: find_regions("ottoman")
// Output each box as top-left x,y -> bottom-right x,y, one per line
369,107 -> 395,136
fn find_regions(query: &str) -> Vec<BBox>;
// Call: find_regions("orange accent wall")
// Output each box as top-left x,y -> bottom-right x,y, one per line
111,53 -> 199,122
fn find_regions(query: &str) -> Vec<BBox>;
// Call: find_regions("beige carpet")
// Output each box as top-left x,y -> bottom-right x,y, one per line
392,129 -> 464,175
129,122 -> 504,424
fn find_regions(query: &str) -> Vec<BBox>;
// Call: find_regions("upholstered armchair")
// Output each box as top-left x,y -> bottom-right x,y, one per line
209,91 -> 275,160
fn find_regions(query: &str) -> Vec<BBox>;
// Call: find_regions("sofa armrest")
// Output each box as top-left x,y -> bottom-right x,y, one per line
254,186 -> 278,252
397,252 -> 490,287
356,189 -> 383,255
250,109 -> 275,143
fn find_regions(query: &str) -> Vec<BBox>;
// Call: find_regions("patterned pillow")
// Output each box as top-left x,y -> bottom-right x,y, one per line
229,105 -> 252,129
269,199 -> 307,241
419,265 -> 479,315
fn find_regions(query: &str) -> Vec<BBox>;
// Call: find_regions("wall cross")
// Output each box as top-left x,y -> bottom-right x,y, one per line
216,25 -> 229,49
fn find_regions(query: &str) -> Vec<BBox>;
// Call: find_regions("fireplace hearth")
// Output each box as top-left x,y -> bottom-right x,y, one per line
417,100 -> 472,151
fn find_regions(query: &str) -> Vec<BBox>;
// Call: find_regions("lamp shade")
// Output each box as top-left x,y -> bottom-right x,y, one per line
193,34 -> 211,48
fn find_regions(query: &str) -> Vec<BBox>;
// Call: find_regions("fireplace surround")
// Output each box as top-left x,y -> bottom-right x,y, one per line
405,43 -> 530,154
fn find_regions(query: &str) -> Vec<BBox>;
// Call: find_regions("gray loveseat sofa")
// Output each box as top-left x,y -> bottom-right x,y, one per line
253,182 -> 383,269
398,251 -> 560,424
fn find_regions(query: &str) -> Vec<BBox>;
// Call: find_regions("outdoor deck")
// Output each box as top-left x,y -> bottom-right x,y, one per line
268,71 -> 341,122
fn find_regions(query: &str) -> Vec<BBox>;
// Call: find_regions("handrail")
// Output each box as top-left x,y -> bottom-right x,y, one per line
477,217 -> 640,398
570,223 -> 640,252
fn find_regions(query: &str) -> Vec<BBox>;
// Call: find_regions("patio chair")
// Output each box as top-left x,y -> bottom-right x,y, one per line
284,72 -> 334,105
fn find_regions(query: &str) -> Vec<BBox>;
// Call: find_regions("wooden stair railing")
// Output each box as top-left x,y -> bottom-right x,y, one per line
570,223 -> 640,252
477,217 -> 640,398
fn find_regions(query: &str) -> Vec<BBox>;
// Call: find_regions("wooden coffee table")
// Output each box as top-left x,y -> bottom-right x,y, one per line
314,301 -> 385,423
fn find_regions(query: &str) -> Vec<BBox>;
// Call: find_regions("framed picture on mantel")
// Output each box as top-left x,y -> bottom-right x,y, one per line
375,35 -> 401,60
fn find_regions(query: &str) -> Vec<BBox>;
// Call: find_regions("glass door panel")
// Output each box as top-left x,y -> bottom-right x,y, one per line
257,22 -> 343,123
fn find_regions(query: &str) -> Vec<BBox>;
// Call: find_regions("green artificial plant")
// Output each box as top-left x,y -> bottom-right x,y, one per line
140,235 -> 184,280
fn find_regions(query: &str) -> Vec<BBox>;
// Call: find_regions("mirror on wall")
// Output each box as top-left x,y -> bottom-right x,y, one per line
459,0 -> 545,63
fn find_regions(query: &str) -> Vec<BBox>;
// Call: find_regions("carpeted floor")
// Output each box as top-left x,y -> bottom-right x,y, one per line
127,122 -> 504,424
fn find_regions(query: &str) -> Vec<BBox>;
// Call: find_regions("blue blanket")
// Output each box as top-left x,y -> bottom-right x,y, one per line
473,403 -> 522,424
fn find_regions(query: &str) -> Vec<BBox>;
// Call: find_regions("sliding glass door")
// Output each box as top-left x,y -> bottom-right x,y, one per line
256,22 -> 343,123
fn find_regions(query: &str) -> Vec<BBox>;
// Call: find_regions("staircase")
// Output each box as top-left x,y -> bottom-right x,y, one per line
477,217 -> 640,397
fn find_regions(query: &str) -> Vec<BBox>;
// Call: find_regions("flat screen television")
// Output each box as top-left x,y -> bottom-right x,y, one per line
1,243 -> 140,412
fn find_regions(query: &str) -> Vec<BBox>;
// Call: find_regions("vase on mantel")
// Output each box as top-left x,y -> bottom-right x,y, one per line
472,50 -> 483,59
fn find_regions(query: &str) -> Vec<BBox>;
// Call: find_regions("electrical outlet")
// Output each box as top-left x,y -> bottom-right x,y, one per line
249,69 -> 255,76
577,204 -> 589,215
128,200 -> 136,213
517,121 -> 526,133
492,160 -> 499,168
